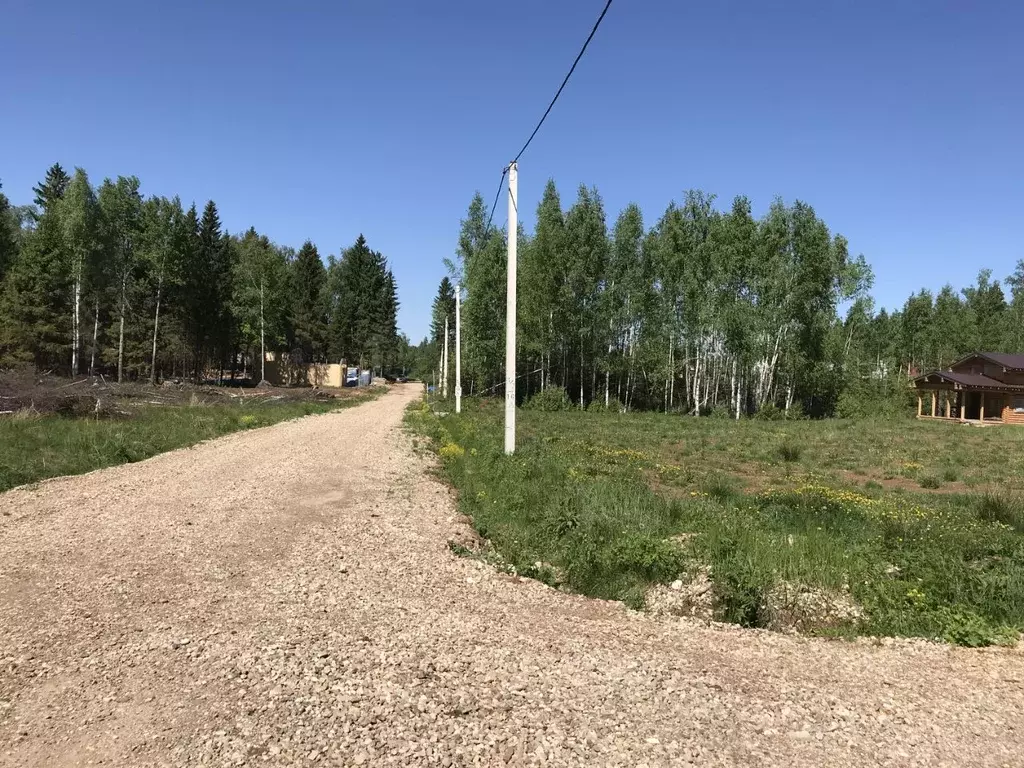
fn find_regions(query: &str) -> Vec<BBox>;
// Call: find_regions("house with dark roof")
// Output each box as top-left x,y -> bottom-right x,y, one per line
913,352 -> 1024,425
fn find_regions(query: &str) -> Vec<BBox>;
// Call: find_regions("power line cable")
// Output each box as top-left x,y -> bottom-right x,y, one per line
482,0 -> 612,235
512,0 -> 614,163
484,166 -> 508,234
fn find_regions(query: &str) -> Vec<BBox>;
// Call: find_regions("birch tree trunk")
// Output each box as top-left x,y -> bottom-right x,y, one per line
89,298 -> 99,377
117,273 -> 127,383
150,277 -> 162,385
72,265 -> 81,376
260,281 -> 266,383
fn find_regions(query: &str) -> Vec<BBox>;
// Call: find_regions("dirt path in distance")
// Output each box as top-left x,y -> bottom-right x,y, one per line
1,383 -> 1022,767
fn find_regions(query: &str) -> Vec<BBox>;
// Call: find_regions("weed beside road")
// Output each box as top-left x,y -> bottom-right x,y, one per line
0,385 -> 384,493
409,397 -> 1024,646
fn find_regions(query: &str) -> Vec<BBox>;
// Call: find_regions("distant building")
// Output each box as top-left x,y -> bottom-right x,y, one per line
912,352 -> 1024,425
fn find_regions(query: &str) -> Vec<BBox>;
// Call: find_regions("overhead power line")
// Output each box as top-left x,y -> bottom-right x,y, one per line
512,0 -> 614,163
482,0 -> 613,234
485,166 -> 508,234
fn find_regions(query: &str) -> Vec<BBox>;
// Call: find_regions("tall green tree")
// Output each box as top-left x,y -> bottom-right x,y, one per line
32,163 -> 70,214
458,195 -> 506,394
98,176 -> 144,382
58,169 -> 102,376
0,181 -> 18,285
140,195 -> 187,383
562,185 -> 607,406
289,240 -> 328,364
233,228 -> 290,383
0,211 -> 70,368
519,180 -> 565,392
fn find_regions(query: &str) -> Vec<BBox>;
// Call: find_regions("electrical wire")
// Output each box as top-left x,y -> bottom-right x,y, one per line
512,0 -> 614,163
482,0 -> 612,235
484,166 -> 508,235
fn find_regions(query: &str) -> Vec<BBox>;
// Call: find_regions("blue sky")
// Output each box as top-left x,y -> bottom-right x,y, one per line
2,0 -> 1021,340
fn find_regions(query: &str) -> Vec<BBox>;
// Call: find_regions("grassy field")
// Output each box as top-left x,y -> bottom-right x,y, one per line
0,386 -> 384,493
409,397 -> 1024,647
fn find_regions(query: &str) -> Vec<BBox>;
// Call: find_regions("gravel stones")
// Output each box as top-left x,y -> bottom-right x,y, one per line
1,384 -> 1024,766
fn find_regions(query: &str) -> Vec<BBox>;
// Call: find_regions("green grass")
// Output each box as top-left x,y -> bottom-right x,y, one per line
409,397 -> 1024,646
0,388 -> 382,493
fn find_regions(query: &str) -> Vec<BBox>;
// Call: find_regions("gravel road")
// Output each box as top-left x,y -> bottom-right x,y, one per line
2,383 -> 1023,767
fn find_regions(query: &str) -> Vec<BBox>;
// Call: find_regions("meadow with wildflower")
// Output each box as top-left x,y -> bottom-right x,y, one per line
408,396 -> 1024,646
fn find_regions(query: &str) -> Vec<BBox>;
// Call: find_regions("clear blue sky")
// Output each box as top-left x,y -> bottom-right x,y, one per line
2,1 -> 1021,340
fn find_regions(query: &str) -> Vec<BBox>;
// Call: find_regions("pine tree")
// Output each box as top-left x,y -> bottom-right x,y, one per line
0,212 -> 71,368
326,235 -> 397,371
32,163 -> 71,214
0,181 -> 18,285
290,240 -> 328,364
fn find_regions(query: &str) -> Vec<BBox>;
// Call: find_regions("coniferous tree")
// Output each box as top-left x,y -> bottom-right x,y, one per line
0,181 -> 18,285
0,212 -> 70,368
290,240 -> 328,364
32,163 -> 71,214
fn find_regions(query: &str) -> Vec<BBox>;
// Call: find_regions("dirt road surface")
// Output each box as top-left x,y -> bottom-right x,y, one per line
2,384 -> 1023,767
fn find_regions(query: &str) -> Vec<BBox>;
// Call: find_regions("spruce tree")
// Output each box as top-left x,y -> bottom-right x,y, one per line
32,163 -> 71,214
290,240 -> 328,363
0,212 -> 71,368
0,182 -> 18,285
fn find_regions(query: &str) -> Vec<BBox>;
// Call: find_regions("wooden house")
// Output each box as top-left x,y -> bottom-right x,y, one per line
913,352 -> 1024,425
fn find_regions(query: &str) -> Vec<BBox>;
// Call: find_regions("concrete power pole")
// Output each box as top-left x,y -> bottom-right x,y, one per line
442,316 -> 449,399
455,283 -> 462,414
504,161 -> 518,455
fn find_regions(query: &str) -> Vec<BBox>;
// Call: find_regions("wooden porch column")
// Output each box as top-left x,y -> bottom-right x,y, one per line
917,392 -> 923,418
931,391 -> 938,417
980,393 -> 985,422
960,390 -> 966,422
945,392 -> 951,418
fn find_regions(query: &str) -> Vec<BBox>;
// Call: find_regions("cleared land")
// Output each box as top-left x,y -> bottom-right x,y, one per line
1,385 -> 1024,767
412,399 -> 1024,646
0,372 -> 380,492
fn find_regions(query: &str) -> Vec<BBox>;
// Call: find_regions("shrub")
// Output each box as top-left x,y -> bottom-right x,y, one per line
523,387 -> 572,412
778,441 -> 803,462
703,474 -> 738,503
975,493 -> 1024,533
918,474 -> 942,489
754,404 -> 785,421
585,396 -> 624,413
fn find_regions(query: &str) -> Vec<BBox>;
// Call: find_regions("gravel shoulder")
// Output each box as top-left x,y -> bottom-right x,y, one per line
1,383 -> 1023,767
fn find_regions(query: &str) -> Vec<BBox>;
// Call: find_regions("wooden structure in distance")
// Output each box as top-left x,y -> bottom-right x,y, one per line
912,352 -> 1024,426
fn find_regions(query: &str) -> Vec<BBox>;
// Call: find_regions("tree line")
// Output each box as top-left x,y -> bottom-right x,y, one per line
0,164 -> 401,383
430,180 -> 1024,417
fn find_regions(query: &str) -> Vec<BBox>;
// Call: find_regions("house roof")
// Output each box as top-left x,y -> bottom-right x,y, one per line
952,352 -> 1024,371
914,370 -> 1024,391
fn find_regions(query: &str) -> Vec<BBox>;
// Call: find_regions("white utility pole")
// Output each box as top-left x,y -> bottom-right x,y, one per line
442,316 -> 449,399
455,283 -> 462,414
504,161 -> 518,455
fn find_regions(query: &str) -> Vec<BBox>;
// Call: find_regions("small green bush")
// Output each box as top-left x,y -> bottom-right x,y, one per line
976,493 -> 1024,533
523,387 -> 572,412
918,474 -> 942,489
778,441 -> 803,462
754,404 -> 786,421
